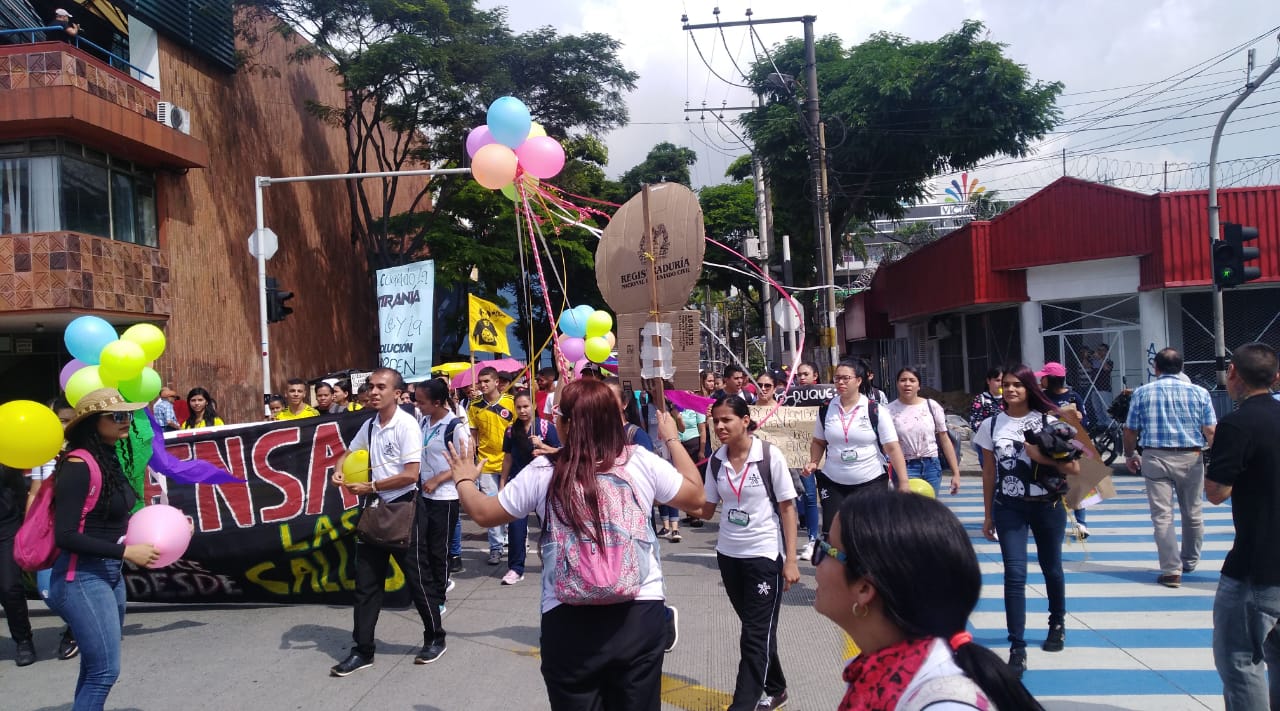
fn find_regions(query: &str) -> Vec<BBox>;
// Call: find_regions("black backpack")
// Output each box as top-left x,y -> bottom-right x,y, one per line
817,398 -> 883,450
708,440 -> 780,513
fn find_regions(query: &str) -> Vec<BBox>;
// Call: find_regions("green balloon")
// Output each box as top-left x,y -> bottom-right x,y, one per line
118,367 -> 162,403
500,182 -> 519,201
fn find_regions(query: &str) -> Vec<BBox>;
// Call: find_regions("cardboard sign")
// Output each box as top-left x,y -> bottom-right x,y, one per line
1057,405 -> 1117,509
616,310 -> 701,391
777,383 -> 837,408
596,183 -> 706,315
750,405 -> 816,470
375,260 -> 434,382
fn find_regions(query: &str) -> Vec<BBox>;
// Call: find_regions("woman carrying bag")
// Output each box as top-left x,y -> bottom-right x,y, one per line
887,367 -> 961,496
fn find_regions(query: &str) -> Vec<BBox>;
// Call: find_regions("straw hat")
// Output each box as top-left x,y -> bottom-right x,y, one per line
65,388 -> 147,431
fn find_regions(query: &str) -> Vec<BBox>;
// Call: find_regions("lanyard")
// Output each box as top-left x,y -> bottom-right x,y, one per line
724,457 -> 753,503
835,400 -> 863,444
423,419 -> 447,449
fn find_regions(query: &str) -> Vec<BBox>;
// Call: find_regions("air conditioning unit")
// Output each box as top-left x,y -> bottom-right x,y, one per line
157,102 -> 192,135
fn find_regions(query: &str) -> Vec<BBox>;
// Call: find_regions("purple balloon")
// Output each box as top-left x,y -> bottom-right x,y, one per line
466,125 -> 495,158
59,359 -> 87,391
560,336 -> 586,363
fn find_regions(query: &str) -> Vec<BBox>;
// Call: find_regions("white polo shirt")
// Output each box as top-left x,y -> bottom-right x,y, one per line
347,408 -> 420,502
813,396 -> 898,485
420,412 -> 470,501
705,437 -> 796,560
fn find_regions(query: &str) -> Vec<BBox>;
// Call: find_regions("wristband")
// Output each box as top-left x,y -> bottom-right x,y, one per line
371,479 -> 379,493
457,478 -> 476,488
666,437 -> 680,445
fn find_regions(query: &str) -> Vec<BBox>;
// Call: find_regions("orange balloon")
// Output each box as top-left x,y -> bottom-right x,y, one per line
472,144 -> 519,190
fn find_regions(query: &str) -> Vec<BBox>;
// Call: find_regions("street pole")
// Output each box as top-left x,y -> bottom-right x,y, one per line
1208,51 -> 1280,387
254,177 -> 270,418
781,233 -> 795,362
802,16 -> 840,377
752,152 -> 774,366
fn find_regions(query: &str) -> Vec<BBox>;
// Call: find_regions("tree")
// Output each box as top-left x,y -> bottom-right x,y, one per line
741,20 -> 1062,287
612,142 -> 698,201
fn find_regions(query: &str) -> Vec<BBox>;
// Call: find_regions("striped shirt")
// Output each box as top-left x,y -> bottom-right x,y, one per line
1125,375 -> 1216,449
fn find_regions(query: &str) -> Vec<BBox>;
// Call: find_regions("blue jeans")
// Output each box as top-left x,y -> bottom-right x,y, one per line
658,505 -> 680,524
449,517 -> 462,557
479,473 -> 507,553
47,553 -> 126,711
799,472 -> 820,541
905,458 -> 942,496
509,515 -> 529,575
1213,574 -> 1280,710
993,496 -> 1067,650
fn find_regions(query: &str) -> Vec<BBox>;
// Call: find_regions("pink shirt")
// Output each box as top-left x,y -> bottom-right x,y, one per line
886,399 -> 946,460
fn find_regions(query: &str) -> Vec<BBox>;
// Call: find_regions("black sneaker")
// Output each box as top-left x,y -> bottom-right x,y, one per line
448,555 -> 464,574
689,518 -> 704,528
1007,648 -> 1027,678
330,652 -> 373,677
664,605 -> 679,653
756,689 -> 789,710
414,643 -> 446,664
57,628 -> 78,660
14,639 -> 35,667
1042,623 -> 1065,652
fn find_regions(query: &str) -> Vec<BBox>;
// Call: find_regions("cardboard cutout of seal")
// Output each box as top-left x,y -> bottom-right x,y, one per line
596,183 -> 705,315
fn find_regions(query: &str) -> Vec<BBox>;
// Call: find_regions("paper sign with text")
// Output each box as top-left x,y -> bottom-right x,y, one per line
376,260 -> 434,382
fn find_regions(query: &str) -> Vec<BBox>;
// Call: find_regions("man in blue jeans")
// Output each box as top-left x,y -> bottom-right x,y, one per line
1205,342 -> 1280,709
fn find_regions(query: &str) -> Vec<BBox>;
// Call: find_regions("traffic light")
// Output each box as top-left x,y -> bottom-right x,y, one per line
266,277 -> 294,323
1213,222 -> 1261,289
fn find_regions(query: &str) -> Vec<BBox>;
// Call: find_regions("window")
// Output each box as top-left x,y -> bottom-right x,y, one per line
0,140 -> 158,247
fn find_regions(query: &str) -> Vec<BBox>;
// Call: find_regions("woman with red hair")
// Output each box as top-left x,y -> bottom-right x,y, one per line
448,379 -> 705,711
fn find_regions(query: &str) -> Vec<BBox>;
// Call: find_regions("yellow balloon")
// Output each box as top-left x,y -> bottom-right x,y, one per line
0,400 -> 64,469
527,122 -> 547,139
907,478 -> 937,499
121,323 -> 166,362
65,365 -> 108,406
342,449 -> 370,484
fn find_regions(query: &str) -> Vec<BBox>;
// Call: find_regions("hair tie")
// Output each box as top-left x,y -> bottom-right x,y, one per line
949,631 -> 972,650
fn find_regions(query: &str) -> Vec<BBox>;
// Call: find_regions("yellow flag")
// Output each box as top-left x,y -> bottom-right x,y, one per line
468,294 -> 515,355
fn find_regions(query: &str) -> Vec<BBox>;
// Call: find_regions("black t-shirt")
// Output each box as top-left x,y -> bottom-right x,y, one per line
53,459 -> 137,560
1206,394 -> 1280,585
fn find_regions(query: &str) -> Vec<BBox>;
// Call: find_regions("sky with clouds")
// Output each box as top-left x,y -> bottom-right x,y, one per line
482,0 -> 1280,203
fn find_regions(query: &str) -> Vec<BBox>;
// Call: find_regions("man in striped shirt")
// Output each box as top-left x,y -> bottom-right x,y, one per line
1123,348 -> 1217,589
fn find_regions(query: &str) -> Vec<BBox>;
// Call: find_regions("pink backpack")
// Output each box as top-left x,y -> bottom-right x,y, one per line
541,452 -> 654,605
15,449 -> 102,580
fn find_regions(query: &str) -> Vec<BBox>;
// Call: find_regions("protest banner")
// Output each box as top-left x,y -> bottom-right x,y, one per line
747,384 -> 835,468
376,260 -> 434,382
123,412 -> 409,606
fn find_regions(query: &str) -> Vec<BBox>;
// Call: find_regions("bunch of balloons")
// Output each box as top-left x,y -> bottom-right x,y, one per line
61,316 -> 166,406
557,306 -> 616,367
467,96 -> 566,195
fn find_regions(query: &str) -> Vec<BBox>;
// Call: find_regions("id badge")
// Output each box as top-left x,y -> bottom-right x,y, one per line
839,448 -> 859,464
726,508 -> 751,527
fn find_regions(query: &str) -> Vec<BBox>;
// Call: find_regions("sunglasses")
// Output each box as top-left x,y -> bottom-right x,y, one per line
812,537 -> 847,566
759,383 -> 775,389
109,411 -> 134,424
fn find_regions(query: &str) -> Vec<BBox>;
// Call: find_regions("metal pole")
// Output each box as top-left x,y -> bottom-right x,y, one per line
752,153 -> 774,367
782,233 -> 794,360
1209,53 -> 1280,387
255,177 -> 270,418
802,16 -> 838,376
817,121 -> 840,373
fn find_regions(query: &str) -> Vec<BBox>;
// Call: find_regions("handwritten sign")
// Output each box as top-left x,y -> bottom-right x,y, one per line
750,405 -> 818,470
376,260 -> 434,382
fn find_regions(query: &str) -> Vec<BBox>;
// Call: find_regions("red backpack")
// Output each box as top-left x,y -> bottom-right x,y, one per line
15,449 -> 102,580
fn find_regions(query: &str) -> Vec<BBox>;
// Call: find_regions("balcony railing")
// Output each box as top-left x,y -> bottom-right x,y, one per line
0,26 -> 152,80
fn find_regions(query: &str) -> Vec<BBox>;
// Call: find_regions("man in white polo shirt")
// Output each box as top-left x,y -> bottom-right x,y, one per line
329,367 -> 433,677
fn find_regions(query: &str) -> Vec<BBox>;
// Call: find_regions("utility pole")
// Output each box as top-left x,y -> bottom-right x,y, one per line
752,150 -> 775,366
1208,47 -> 1280,387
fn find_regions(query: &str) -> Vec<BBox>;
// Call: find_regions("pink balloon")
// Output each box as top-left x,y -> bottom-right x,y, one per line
124,504 -> 193,568
560,336 -> 586,362
59,359 -> 88,391
515,136 -> 566,179
472,143 -> 519,190
465,125 -> 495,158
574,358 -> 590,377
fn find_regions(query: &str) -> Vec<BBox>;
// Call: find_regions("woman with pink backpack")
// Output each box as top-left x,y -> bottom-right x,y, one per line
447,378 -> 705,711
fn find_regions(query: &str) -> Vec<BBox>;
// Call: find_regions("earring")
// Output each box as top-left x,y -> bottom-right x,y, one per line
852,601 -> 869,619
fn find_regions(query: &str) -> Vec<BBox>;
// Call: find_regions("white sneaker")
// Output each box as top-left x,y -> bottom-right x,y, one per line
798,540 -> 814,562
501,570 -> 524,586
438,604 -> 447,615
446,578 -> 456,593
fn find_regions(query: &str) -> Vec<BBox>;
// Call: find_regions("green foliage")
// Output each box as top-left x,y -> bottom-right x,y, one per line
741,20 -> 1062,287
614,142 -> 698,199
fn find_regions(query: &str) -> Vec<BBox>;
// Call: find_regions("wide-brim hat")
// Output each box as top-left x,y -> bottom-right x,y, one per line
65,388 -> 148,431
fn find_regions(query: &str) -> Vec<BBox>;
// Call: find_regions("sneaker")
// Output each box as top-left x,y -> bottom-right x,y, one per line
446,578 -> 456,593
56,628 -> 78,660
689,518 -> 704,528
664,605 -> 679,653
1183,561 -> 1197,574
669,531 -> 682,543
14,639 -> 35,667
1007,648 -> 1027,679
487,550 -> 503,566
448,555 -> 464,574
330,652 -> 373,677
756,689 -> 789,710
439,604 -> 447,615
655,527 -> 671,539
501,570 -> 525,585
798,540 -> 815,562
1158,573 -> 1182,588
414,643 -> 446,664
1042,623 -> 1065,652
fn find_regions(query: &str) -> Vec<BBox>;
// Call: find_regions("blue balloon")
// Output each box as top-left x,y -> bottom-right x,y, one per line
64,316 -> 117,365
558,308 -> 587,339
486,96 -> 532,149
573,304 -> 596,327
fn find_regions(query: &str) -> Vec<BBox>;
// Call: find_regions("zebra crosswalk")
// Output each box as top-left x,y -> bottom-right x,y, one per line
944,475 -> 1231,710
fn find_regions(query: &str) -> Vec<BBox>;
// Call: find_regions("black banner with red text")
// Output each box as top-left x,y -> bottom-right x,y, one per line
125,412 -> 410,606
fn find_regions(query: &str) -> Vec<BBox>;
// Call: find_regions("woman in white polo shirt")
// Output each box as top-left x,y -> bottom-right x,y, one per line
693,395 -> 800,711
803,359 -> 910,536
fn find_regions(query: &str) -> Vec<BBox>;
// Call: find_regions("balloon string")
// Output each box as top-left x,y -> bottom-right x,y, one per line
517,180 -> 573,377
704,236 -> 807,428
541,182 -> 625,210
